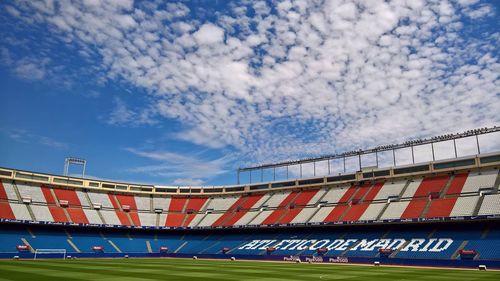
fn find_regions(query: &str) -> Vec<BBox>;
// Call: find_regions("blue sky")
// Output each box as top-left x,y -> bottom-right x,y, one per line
0,0 -> 499,186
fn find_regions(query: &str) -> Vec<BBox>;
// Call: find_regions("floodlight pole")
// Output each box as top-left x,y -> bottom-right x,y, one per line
476,135 -> 481,154
411,145 -> 415,164
358,154 -> 362,171
343,156 -> 346,173
431,143 -> 435,161
453,139 -> 458,158
63,157 -> 86,178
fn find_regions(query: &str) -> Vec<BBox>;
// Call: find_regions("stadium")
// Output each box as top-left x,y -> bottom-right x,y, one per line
1,127 -> 500,279
1,0 -> 500,280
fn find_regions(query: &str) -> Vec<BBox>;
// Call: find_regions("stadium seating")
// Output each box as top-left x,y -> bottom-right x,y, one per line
449,196 -> 479,217
83,209 -> 102,224
0,169 -> 499,228
478,194 -> 500,215
87,192 -> 114,208
358,203 -> 386,220
8,203 -> 32,220
461,170 -> 498,193
0,222 -> 498,261
134,195 -> 151,211
1,164 -> 500,268
204,195 -> 240,211
152,196 -> 169,210
379,201 -> 410,220
30,205 -> 53,222
374,180 -> 407,200
138,213 -> 157,226
212,193 -> 265,226
16,183 -> 46,203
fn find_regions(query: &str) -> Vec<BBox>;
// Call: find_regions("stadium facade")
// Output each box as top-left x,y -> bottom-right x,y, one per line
0,151 -> 499,268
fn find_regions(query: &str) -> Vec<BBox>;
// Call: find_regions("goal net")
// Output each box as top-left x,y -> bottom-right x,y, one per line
34,249 -> 67,260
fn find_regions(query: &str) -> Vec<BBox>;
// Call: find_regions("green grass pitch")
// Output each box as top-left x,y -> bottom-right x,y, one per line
0,258 -> 499,281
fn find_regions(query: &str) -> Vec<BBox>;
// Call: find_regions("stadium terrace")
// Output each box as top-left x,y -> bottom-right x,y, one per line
0,146 -> 499,269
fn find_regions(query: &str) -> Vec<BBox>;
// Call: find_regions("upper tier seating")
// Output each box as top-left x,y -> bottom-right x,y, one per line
400,179 -> 423,198
30,205 -> 53,222
462,170 -> 498,193
83,209 -> 102,224
478,194 -> 500,215
263,191 -> 292,208
249,210 -> 273,225
449,196 -> 479,217
308,206 -> 335,223
9,203 -> 32,220
379,201 -> 410,220
138,213 -> 157,226
16,183 -> 46,203
75,190 -> 91,207
2,182 -> 19,200
87,192 -> 113,208
153,196 -> 170,211
374,180 -> 406,200
0,168 -> 498,228
197,213 -> 223,227
204,195 -> 240,211
320,186 -> 350,203
358,203 -> 386,220
135,196 -> 151,211
100,210 -> 121,225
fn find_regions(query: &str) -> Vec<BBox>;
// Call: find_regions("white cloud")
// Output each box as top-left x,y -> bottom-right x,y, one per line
124,147 -> 233,186
1,128 -> 68,150
106,96 -> 156,126
39,136 -> 68,150
107,96 -> 137,125
1,49 -> 50,81
5,5 -> 21,17
14,60 -> 46,80
193,23 -> 225,45
3,0 -> 499,171
465,5 -> 493,19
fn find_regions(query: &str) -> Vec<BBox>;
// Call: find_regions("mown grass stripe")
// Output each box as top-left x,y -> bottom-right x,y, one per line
0,258 -> 499,281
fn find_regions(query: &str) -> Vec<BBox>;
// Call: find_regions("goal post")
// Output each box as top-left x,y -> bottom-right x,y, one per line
34,249 -> 67,260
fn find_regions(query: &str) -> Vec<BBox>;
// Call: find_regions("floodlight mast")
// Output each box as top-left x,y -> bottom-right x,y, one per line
64,157 -> 87,178
237,126 -> 499,184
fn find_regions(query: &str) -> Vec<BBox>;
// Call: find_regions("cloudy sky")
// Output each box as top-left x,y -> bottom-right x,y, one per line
0,0 -> 498,186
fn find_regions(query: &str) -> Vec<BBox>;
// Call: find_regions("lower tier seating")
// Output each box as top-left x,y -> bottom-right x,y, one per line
1,222 -> 499,261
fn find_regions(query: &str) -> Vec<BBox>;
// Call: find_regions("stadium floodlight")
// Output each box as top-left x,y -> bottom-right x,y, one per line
34,249 -> 67,260
237,126 -> 500,184
64,157 -> 87,178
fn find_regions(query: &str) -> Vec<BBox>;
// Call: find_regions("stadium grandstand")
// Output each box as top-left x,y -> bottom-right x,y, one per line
1,140 -> 499,269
